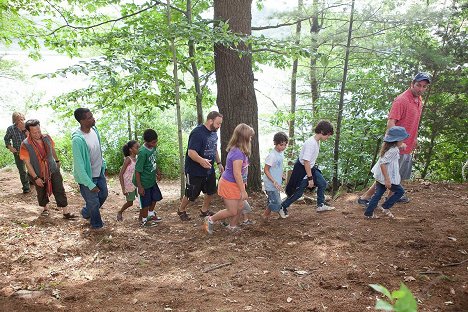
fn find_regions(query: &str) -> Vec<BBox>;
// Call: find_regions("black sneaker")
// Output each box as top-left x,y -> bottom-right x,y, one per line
357,197 -> 369,207
397,196 -> 410,203
178,211 -> 191,221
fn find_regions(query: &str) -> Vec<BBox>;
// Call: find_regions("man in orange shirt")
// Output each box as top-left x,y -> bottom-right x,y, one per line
358,73 -> 431,205
20,119 -> 76,219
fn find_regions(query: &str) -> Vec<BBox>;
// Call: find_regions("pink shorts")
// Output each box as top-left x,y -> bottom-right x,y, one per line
217,178 -> 241,200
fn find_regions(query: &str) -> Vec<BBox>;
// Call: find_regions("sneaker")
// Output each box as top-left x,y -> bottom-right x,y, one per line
316,204 -> 335,212
397,196 -> 410,203
177,211 -> 191,221
199,210 -> 215,217
278,208 -> 288,219
141,220 -> 158,227
365,213 -> 379,219
116,212 -> 123,221
221,220 -> 229,227
204,216 -> 214,234
357,197 -> 369,207
380,207 -> 395,219
148,215 -> 162,222
241,219 -> 256,226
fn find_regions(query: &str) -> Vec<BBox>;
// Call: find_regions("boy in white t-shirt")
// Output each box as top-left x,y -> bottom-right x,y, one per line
281,121 -> 335,215
263,132 -> 288,219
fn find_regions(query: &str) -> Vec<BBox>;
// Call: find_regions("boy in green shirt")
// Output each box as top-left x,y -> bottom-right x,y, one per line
133,129 -> 163,227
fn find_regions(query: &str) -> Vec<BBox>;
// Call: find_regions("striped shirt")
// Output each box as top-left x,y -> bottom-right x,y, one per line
371,147 -> 401,185
4,124 -> 27,151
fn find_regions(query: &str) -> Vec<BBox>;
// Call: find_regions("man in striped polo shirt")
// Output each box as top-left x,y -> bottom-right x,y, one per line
358,72 -> 431,205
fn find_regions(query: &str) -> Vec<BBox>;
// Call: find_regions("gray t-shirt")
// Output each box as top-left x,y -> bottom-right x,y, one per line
81,129 -> 103,178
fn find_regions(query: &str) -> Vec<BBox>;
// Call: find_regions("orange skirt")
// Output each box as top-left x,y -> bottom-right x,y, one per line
217,178 -> 241,200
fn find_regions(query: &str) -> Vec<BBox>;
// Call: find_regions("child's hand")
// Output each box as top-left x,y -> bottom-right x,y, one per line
273,181 -> 282,191
240,190 -> 248,200
385,180 -> 391,189
307,179 -> 314,189
138,186 -> 145,196
399,143 -> 407,150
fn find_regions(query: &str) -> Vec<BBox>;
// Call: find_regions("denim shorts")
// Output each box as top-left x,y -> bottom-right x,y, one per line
139,184 -> 163,208
266,190 -> 282,212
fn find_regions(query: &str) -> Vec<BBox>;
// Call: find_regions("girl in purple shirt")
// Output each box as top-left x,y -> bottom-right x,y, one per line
204,123 -> 254,234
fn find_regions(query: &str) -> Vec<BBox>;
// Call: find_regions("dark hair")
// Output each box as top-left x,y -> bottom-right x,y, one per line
122,140 -> 138,157
25,119 -> 40,131
143,129 -> 158,142
273,132 -> 289,145
380,141 -> 398,157
74,108 -> 91,122
206,111 -> 223,121
314,120 -> 334,135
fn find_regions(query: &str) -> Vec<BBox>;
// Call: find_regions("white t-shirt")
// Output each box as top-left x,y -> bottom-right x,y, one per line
263,149 -> 284,191
299,136 -> 320,166
371,146 -> 401,185
81,129 -> 103,178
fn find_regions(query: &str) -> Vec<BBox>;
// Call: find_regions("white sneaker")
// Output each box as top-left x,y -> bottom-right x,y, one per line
278,208 -> 288,219
316,204 -> 335,212
380,207 -> 395,219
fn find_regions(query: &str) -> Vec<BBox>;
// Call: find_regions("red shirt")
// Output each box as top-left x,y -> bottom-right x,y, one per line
388,89 -> 423,154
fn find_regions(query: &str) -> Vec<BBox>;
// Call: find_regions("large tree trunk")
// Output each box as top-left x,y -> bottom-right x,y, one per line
309,0 -> 320,116
214,0 -> 261,191
332,0 -> 354,195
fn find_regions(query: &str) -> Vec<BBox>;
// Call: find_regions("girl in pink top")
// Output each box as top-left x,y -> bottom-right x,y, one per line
204,123 -> 255,234
117,140 -> 140,221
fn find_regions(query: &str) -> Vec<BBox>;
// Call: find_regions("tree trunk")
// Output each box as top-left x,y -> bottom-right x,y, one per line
332,0 -> 354,195
287,0 -> 303,182
127,110 -> 132,140
167,0 -> 185,196
309,0 -> 320,116
421,130 -> 437,179
214,0 -> 261,191
187,0 -> 204,124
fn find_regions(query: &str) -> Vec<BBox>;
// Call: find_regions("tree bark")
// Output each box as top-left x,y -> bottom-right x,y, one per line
332,0 -> 354,195
309,0 -> 320,116
187,0 -> 204,124
214,0 -> 261,191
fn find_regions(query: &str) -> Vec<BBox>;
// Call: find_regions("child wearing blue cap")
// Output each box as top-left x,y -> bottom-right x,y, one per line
364,126 -> 410,219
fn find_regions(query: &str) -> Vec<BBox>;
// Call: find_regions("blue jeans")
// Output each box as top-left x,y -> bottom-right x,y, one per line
364,182 -> 404,216
266,190 -> 282,212
282,167 -> 327,209
80,173 -> 108,228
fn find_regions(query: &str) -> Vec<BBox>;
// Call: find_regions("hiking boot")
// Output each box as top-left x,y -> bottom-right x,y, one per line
316,204 -> 335,212
178,211 -> 191,221
199,210 -> 214,217
380,207 -> 395,219
204,216 -> 214,234
357,197 -> 369,207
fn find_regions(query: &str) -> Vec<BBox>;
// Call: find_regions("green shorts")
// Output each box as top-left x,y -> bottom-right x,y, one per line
126,189 -> 137,202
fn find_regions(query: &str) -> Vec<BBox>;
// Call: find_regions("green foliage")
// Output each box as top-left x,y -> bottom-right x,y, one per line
369,283 -> 418,312
0,132 -> 15,168
53,133 -> 73,173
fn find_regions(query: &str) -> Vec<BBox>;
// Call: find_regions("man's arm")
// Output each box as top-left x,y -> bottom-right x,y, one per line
215,150 -> 224,174
4,128 -> 16,153
386,118 -> 397,131
187,149 -> 212,169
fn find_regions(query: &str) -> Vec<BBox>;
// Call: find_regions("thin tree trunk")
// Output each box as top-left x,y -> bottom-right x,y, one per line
287,0 -> 303,181
187,0 -> 204,124
332,0 -> 354,195
214,0 -> 261,191
421,130 -> 437,179
309,0 -> 320,116
363,137 -> 381,188
167,0 -> 185,196
127,110 -> 132,140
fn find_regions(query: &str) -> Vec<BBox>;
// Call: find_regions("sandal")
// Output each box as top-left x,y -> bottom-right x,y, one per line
178,211 -> 191,221
199,210 -> 214,217
41,210 -> 50,216
63,213 -> 78,219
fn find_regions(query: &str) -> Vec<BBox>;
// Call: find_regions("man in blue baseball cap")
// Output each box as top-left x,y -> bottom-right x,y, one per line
358,72 -> 431,206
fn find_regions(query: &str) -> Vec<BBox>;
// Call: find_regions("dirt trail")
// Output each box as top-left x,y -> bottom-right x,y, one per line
0,166 -> 467,311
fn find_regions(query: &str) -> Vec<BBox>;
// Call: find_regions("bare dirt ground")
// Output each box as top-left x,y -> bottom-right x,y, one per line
0,166 -> 467,312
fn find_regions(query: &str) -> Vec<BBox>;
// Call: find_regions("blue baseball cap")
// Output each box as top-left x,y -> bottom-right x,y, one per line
413,72 -> 431,83
384,126 -> 410,143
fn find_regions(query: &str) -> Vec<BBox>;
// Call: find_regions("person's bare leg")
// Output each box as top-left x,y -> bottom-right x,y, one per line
361,181 -> 377,200
201,194 -> 212,213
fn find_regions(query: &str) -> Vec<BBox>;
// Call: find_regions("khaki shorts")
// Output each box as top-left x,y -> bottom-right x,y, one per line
399,154 -> 413,180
